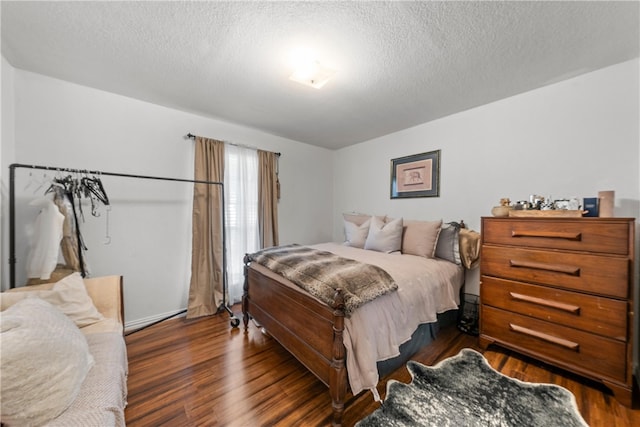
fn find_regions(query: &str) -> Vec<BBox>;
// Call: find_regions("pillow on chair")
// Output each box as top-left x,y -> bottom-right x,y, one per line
0,298 -> 94,426
0,272 -> 104,327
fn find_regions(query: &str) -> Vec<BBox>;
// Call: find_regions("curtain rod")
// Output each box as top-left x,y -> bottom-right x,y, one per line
186,133 -> 281,157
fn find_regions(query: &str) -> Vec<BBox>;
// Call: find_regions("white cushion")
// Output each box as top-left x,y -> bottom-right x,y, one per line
0,272 -> 104,327
0,298 -> 95,426
402,219 -> 443,258
344,218 -> 371,249
364,216 -> 403,253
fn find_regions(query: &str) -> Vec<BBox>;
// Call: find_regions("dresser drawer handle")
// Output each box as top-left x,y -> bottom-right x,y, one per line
509,323 -> 580,351
511,230 -> 582,241
509,292 -> 581,314
509,259 -> 580,276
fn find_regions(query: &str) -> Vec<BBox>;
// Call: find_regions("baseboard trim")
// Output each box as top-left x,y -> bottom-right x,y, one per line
125,309 -> 187,333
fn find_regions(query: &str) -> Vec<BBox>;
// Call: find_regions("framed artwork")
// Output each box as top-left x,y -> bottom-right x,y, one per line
390,150 -> 440,198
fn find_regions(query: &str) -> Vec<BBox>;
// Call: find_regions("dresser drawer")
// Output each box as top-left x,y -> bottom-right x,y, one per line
481,246 -> 630,299
481,276 -> 628,340
481,306 -> 627,382
482,218 -> 630,255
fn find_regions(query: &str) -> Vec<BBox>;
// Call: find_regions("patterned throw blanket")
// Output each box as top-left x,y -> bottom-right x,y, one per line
248,244 -> 397,316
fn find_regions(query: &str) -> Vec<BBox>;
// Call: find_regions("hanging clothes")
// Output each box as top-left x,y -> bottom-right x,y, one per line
52,191 -> 89,276
26,196 -> 64,280
45,173 -> 108,278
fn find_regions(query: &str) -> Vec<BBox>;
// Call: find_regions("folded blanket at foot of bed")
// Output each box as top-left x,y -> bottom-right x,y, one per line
248,244 -> 397,316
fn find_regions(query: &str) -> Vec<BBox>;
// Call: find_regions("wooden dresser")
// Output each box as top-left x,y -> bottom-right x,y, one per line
479,217 -> 636,406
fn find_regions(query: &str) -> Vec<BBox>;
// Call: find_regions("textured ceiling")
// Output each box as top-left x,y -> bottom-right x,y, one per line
2,1 -> 638,150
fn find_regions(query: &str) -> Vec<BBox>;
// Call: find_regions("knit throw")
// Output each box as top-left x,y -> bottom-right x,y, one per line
248,244 -> 397,316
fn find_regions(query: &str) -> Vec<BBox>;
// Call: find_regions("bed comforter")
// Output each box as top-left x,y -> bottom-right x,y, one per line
283,243 -> 464,397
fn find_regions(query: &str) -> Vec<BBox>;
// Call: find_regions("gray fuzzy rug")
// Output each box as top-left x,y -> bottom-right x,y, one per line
356,348 -> 588,427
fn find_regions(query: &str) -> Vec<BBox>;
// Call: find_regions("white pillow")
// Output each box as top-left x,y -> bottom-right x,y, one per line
364,216 -> 404,253
344,218 -> 371,249
0,272 -> 104,327
0,298 -> 95,426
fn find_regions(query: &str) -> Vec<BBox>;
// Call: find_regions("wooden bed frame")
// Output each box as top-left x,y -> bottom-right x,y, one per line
241,222 -> 471,425
242,255 -> 349,426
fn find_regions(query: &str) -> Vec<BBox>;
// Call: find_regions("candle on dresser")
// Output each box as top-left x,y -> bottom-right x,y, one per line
598,190 -> 615,217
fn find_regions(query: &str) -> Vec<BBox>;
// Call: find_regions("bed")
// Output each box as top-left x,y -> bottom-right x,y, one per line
242,217 -> 477,426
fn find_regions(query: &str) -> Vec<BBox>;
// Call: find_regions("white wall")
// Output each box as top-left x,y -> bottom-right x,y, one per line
333,59 -> 640,294
3,68 -> 334,328
3,57 -> 638,341
333,58 -> 640,378
1,57 -> 17,288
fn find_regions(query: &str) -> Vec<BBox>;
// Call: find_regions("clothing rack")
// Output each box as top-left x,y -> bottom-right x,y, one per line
186,133 -> 281,157
8,162 -> 238,327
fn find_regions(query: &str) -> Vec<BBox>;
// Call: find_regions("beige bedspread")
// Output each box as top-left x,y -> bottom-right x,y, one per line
252,243 -> 464,400
311,243 -> 464,398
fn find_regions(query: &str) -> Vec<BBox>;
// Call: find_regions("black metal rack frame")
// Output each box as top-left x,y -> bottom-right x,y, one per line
7,162 -> 238,327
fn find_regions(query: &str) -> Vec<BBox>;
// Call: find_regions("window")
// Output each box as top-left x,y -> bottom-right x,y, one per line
224,144 -> 259,304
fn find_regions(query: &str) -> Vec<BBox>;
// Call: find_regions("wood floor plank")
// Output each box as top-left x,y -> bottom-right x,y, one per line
125,307 -> 640,426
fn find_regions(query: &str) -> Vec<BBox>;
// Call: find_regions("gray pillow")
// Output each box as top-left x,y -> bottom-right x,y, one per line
435,222 -> 462,264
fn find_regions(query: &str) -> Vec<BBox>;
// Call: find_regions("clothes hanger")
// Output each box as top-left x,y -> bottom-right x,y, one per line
44,178 -> 66,195
81,173 -> 110,217
103,205 -> 112,245
81,174 -> 110,206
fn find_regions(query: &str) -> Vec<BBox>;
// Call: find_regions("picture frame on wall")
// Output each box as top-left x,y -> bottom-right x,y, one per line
390,150 -> 440,199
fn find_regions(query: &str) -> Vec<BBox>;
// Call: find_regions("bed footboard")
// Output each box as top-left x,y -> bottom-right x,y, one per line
242,255 -> 348,426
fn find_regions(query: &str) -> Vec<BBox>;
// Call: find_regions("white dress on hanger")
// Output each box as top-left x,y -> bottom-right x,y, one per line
26,197 -> 65,280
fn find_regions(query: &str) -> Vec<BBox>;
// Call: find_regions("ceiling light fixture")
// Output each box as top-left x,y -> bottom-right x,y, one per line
289,57 -> 335,89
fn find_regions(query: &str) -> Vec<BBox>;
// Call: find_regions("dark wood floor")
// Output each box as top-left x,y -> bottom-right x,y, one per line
125,306 -> 640,426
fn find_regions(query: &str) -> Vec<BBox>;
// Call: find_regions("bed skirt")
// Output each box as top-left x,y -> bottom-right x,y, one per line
377,309 -> 458,376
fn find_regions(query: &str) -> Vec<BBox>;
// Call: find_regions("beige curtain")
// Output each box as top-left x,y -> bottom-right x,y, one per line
258,150 -> 279,248
187,137 -> 225,319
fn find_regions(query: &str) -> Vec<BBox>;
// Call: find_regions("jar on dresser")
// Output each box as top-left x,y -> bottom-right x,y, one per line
479,217 -> 636,407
